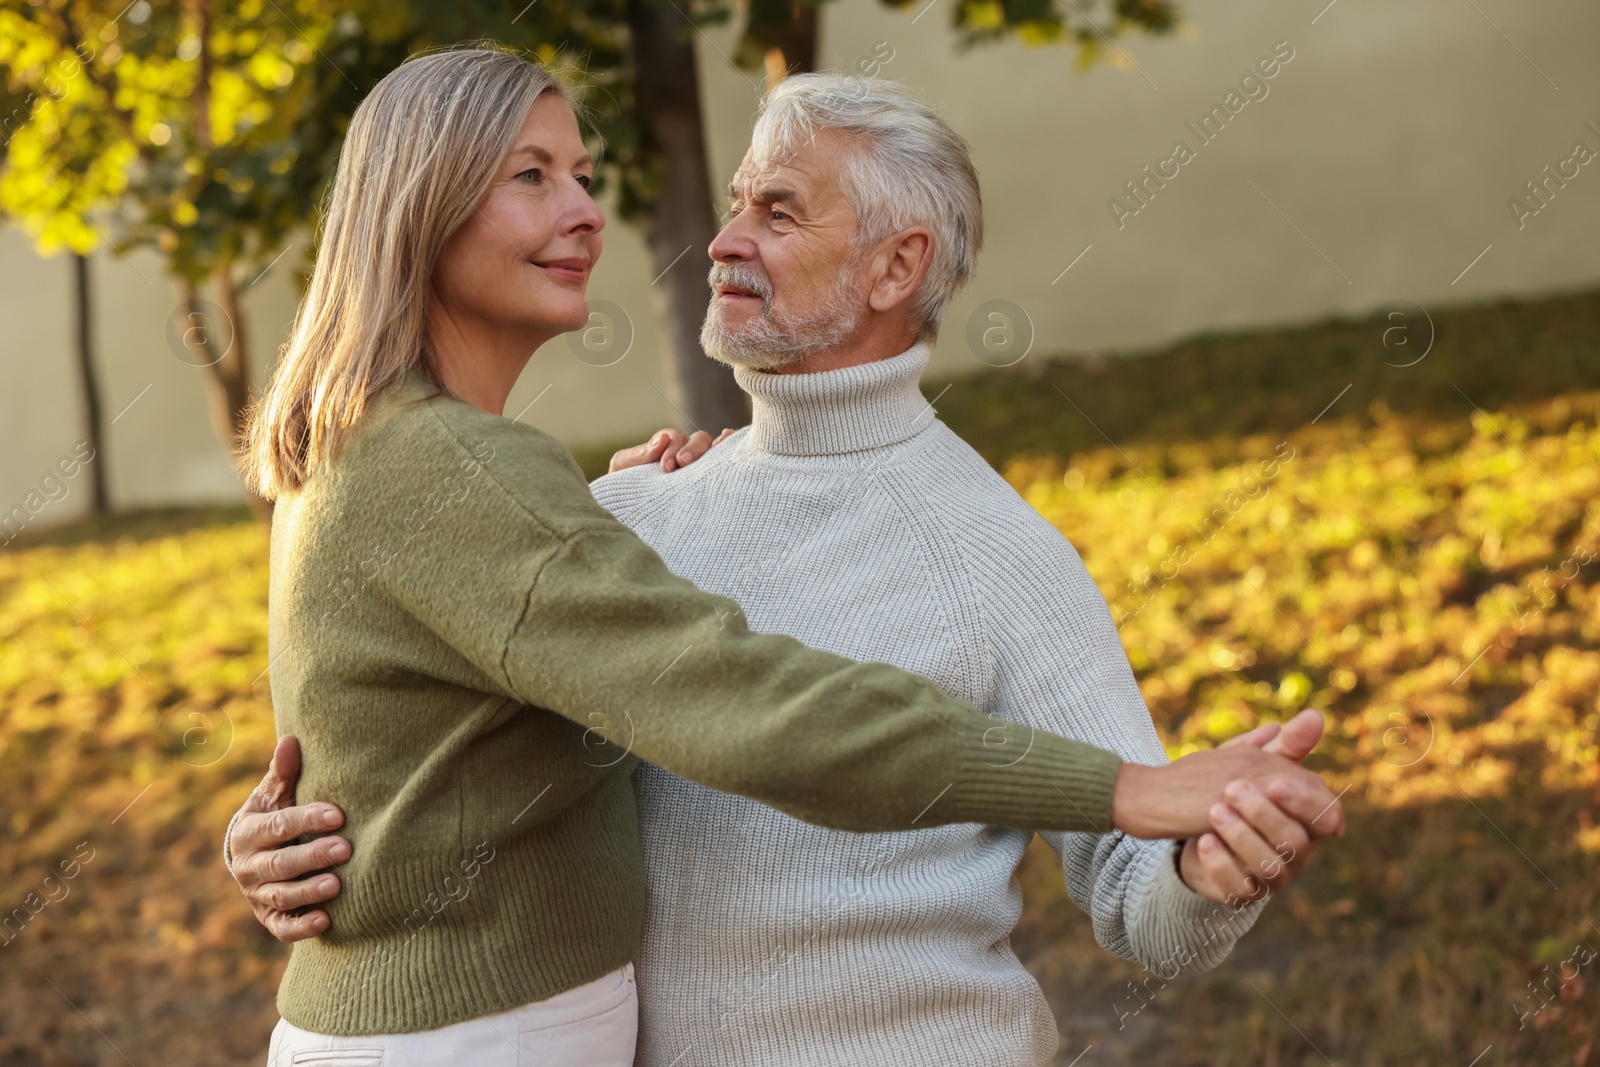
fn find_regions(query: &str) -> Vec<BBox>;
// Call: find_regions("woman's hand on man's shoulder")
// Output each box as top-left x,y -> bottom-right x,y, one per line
608,427 -> 736,475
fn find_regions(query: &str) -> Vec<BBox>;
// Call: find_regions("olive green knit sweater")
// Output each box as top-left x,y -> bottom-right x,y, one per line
267,369 -> 1122,1035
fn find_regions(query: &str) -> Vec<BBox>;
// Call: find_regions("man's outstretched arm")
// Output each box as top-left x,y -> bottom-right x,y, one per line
964,507 -> 1338,974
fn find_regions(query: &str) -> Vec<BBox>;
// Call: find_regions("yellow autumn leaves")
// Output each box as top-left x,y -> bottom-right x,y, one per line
1007,389 -> 1600,806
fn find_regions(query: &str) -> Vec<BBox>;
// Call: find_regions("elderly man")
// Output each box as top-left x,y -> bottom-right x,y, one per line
594,75 -> 1333,1066
230,75 -> 1337,1065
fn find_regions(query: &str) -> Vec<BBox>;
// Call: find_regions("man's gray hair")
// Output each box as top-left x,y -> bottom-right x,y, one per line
750,74 -> 983,341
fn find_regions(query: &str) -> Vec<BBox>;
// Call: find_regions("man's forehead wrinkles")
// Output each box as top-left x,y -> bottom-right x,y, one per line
729,154 -> 825,199
731,162 -> 788,193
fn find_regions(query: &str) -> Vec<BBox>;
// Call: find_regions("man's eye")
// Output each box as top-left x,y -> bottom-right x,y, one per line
770,209 -> 790,223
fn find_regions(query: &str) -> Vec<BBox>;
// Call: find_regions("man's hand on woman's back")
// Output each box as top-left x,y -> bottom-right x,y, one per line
226,736 -> 349,943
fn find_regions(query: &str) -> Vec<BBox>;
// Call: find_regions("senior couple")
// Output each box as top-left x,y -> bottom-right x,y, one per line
231,46 -> 1344,1066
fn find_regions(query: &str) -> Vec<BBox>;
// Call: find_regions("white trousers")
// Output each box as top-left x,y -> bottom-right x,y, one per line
268,963 -> 636,1067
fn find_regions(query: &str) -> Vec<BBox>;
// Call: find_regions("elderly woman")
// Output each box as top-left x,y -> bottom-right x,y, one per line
237,45 -> 1332,1066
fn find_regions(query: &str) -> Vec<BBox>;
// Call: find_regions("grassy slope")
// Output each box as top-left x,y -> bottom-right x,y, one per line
1,289 -> 1597,1065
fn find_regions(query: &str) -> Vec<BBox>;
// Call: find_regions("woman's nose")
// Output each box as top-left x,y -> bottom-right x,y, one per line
564,182 -> 606,235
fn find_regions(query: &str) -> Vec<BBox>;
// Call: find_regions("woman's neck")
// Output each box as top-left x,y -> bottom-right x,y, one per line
425,297 -> 551,416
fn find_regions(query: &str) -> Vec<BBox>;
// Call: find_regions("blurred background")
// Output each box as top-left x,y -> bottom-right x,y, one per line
1,0 -> 1597,1063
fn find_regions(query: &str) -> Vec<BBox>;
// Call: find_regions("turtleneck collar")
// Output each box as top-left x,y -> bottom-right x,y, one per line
733,344 -> 936,457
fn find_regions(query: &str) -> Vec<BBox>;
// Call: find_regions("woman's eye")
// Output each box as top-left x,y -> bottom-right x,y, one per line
517,168 -> 542,183
576,174 -> 592,191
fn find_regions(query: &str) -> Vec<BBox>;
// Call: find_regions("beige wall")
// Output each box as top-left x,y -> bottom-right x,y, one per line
3,0 -> 1598,524
792,0 -> 1600,376
0,237 -> 290,525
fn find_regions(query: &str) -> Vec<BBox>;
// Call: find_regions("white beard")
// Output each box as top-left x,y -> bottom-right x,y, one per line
700,259 -> 866,370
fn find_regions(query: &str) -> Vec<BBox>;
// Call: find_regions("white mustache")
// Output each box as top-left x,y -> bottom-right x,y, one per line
708,262 -> 773,302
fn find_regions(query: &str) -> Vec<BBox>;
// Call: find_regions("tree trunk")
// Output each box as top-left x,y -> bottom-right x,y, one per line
754,1 -> 818,79
72,253 -> 109,515
627,0 -> 750,434
182,0 -> 269,517
183,265 -> 271,521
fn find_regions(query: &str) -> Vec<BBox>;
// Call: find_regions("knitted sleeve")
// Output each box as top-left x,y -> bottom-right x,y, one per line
947,462 -> 1263,977
374,401 -> 1127,835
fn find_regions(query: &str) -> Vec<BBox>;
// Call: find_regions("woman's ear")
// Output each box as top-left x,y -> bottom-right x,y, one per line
868,228 -> 935,314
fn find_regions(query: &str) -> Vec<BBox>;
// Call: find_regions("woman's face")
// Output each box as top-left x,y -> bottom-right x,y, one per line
431,92 -> 604,346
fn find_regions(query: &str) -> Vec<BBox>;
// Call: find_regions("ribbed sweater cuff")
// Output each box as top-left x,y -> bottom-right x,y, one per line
1128,840 -> 1266,975
951,716 -> 1121,833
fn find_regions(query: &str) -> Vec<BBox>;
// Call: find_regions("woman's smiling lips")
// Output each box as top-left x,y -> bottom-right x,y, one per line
533,257 -> 590,284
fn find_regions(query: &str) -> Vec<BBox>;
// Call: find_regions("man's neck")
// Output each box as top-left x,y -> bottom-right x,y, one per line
769,319 -> 919,376
733,342 -> 933,457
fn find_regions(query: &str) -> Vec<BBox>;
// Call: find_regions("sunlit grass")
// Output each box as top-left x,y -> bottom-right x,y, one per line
0,507 -> 282,1065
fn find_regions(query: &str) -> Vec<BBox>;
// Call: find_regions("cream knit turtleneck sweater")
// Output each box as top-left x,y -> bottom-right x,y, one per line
591,344 -> 1260,1067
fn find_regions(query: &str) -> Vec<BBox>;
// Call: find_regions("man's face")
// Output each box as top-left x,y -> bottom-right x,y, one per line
700,131 -> 868,370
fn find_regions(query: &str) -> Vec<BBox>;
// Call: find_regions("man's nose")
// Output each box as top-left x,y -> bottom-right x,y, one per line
708,216 -> 755,263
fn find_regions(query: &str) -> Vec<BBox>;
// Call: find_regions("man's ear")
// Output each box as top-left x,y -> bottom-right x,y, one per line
867,228 -> 935,315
